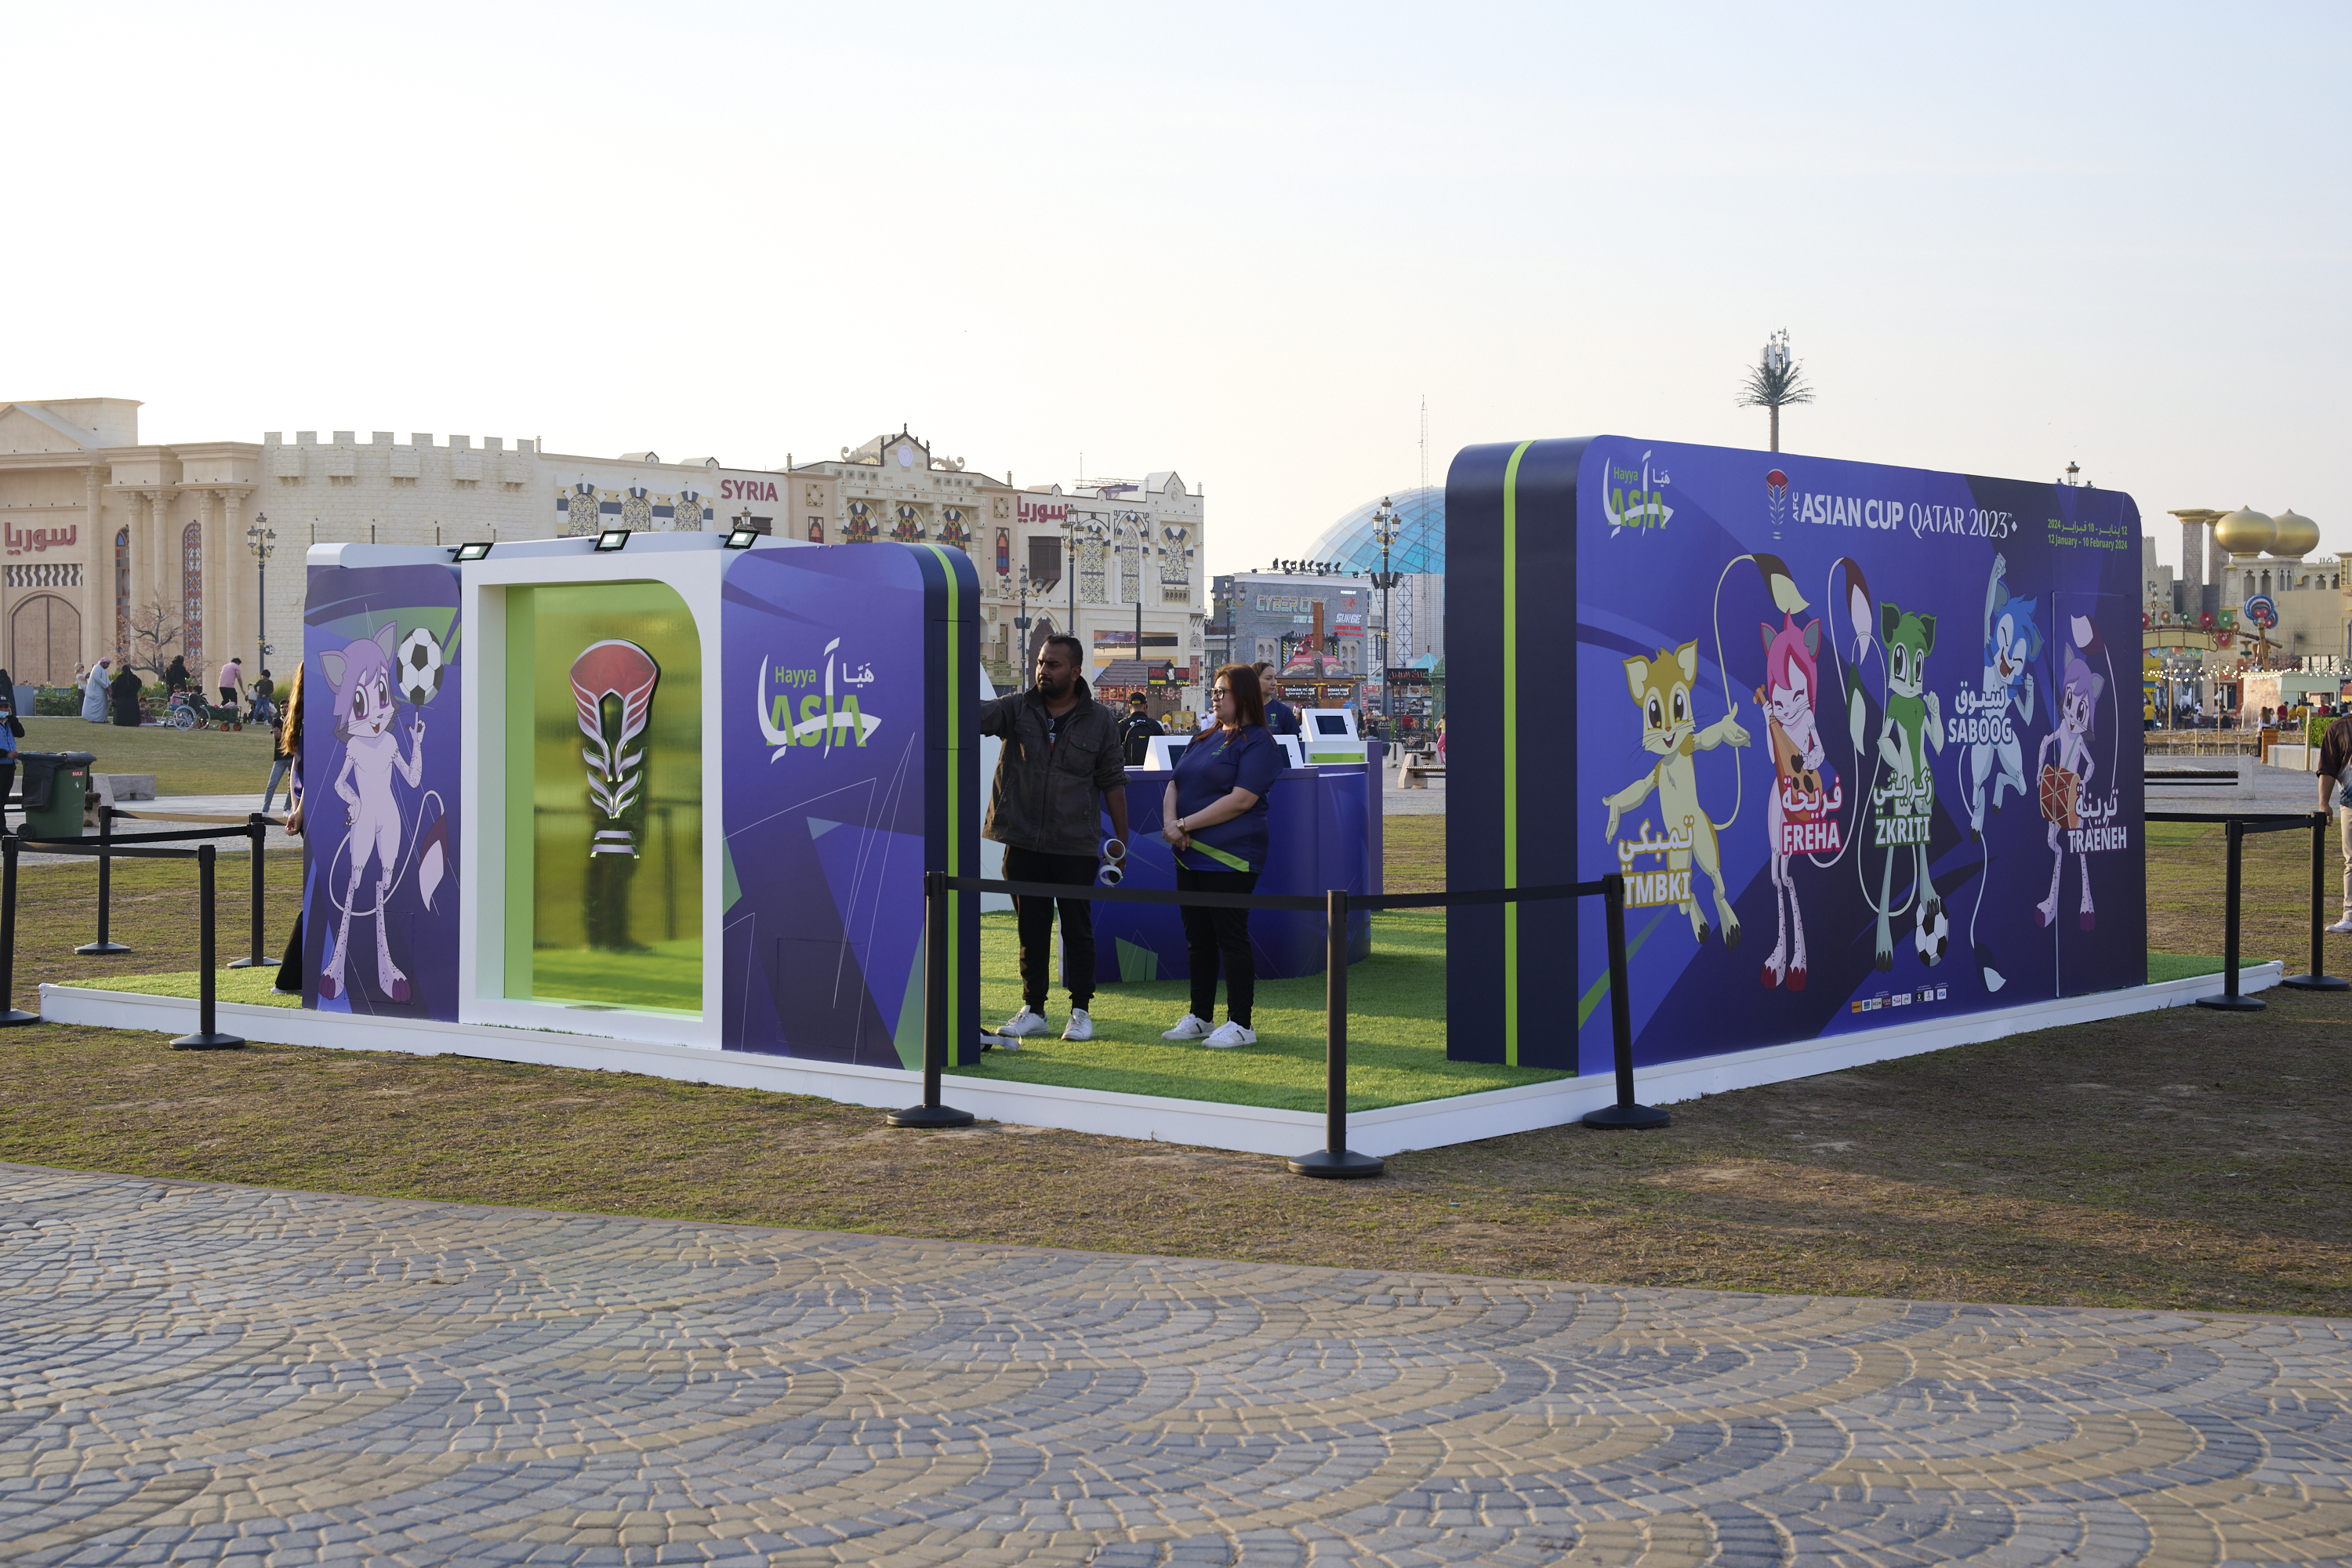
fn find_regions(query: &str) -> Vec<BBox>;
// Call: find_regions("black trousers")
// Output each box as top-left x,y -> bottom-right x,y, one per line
1177,866 -> 1258,1026
0,761 -> 14,830
1004,845 -> 1098,1011
275,909 -> 303,993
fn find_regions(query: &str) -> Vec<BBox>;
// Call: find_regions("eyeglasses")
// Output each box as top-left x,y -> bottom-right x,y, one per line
1213,687 -> 1233,698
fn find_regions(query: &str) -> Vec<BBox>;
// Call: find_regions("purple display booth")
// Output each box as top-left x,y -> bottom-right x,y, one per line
1087,763 -> 1374,985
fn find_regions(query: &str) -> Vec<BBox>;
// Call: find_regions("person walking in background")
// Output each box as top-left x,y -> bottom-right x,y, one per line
1118,691 -> 1163,766
1160,662 -> 1282,1049
109,659 -> 143,726
216,654 -> 245,710
1254,662 -> 1301,737
1436,712 -> 1447,764
262,663 -> 303,814
249,667 -> 278,728
977,633 -> 1130,1044
163,655 -> 191,698
82,657 -> 111,722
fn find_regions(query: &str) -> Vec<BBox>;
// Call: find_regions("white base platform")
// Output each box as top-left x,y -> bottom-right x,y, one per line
38,964 -> 2283,1158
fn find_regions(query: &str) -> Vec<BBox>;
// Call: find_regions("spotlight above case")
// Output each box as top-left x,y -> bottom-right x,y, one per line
722,528 -> 761,550
452,542 -> 494,561
594,529 -> 631,553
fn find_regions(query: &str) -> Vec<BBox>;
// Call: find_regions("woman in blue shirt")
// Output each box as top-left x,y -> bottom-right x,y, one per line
1160,663 -> 1283,1048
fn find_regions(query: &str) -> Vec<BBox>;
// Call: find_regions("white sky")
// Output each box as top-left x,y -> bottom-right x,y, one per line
5,2 -> 2344,576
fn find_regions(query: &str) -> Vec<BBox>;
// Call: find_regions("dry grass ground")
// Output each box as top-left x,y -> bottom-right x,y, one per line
2,814 -> 2347,1316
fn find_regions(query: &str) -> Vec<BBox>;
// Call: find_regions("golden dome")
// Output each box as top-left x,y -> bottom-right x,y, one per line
2270,506 -> 2319,557
2213,505 -> 2275,555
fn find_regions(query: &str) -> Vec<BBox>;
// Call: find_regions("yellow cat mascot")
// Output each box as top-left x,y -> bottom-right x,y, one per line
1602,641 -> 1751,946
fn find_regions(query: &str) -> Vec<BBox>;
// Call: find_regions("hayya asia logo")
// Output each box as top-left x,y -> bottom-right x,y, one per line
572,640 -> 659,858
1602,452 -> 1674,539
756,637 -> 883,761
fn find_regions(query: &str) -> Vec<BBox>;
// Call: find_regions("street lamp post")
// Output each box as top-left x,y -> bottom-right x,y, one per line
1369,498 -> 1403,744
1060,513 -> 1106,676
245,514 -> 277,671
1013,566 -> 1032,682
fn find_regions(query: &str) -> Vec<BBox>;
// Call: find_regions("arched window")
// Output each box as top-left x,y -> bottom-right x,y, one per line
181,521 -> 203,672
114,528 -> 129,655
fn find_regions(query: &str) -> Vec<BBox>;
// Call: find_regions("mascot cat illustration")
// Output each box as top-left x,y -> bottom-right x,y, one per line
1852,603 -> 1944,971
2036,651 -> 2103,930
1603,641 -> 1750,946
318,623 -> 426,1002
1755,614 -> 1833,990
1965,553 -> 2043,837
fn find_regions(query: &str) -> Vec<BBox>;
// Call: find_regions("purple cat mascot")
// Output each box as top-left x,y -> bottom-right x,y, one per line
317,623 -> 426,1001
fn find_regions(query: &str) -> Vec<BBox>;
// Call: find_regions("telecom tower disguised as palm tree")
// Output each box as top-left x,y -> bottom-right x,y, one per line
1737,328 -> 1814,453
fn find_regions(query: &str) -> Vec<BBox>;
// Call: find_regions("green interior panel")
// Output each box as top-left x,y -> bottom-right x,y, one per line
503,582 -> 703,1017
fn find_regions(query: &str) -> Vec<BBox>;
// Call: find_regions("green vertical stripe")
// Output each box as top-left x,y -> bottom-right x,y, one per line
920,544 -> 964,1042
1501,441 -> 1533,1067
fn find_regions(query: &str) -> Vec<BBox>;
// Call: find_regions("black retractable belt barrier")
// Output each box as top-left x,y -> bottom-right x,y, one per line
1288,887 -> 1383,1178
2143,811 -> 2324,1013
227,814 -> 270,969
171,843 -> 244,1051
76,805 -> 131,956
0,836 -> 36,1025
916,870 -> 1677,1170
888,869 -> 974,1128
2284,811 -> 2349,993
1581,872 -> 1671,1130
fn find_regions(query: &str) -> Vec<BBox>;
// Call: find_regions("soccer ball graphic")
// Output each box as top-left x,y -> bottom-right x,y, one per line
1915,902 -> 1950,966
397,626 -> 445,706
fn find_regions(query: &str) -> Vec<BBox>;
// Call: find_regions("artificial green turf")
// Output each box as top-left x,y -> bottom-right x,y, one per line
951,909 -> 1568,1112
56,967 -> 299,1007
2148,952 -> 2227,982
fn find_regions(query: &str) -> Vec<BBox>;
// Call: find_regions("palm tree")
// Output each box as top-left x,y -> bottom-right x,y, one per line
1737,328 -> 1814,452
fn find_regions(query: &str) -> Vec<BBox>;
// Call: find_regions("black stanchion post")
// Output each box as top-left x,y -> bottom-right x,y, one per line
227,814 -> 269,968
77,804 -> 130,956
0,834 -> 37,1025
1289,886 -> 1383,1178
2283,810 -> 2348,991
172,844 -> 244,1050
1584,872 -> 1671,1130
888,869 -> 974,1128
2198,818 -> 2265,1012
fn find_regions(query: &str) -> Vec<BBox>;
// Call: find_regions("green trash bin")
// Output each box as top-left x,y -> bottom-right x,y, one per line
18,751 -> 96,840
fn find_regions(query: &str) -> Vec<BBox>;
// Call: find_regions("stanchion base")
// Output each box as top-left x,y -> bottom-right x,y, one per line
0,1007 -> 39,1027
76,941 -> 132,956
1287,1148 -> 1385,1178
887,1103 -> 975,1129
2194,994 -> 2267,1012
1582,1102 -> 1673,1131
226,956 -> 267,969
169,1032 -> 245,1050
2281,973 -> 2351,991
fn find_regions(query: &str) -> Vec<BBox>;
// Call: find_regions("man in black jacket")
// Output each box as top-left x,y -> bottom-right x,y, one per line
978,635 -> 1130,1043
1118,692 -> 1164,766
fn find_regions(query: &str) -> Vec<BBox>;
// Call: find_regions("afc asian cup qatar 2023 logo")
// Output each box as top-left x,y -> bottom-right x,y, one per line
1766,469 -> 1789,537
571,639 -> 659,858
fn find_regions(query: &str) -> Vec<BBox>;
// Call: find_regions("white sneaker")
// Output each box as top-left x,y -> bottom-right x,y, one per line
997,1007 -> 1051,1037
2329,917 -> 2352,935
1203,1022 -> 1257,1049
1162,1013 -> 1212,1040
1062,1008 -> 1094,1041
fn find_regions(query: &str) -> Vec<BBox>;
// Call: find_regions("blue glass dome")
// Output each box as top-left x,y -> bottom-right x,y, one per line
1308,486 -> 1444,577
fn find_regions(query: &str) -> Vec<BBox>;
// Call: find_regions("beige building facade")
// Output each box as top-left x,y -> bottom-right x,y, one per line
0,400 -> 1210,703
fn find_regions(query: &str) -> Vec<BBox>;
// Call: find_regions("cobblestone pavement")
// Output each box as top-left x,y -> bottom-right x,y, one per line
4,1166 -> 2349,1567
